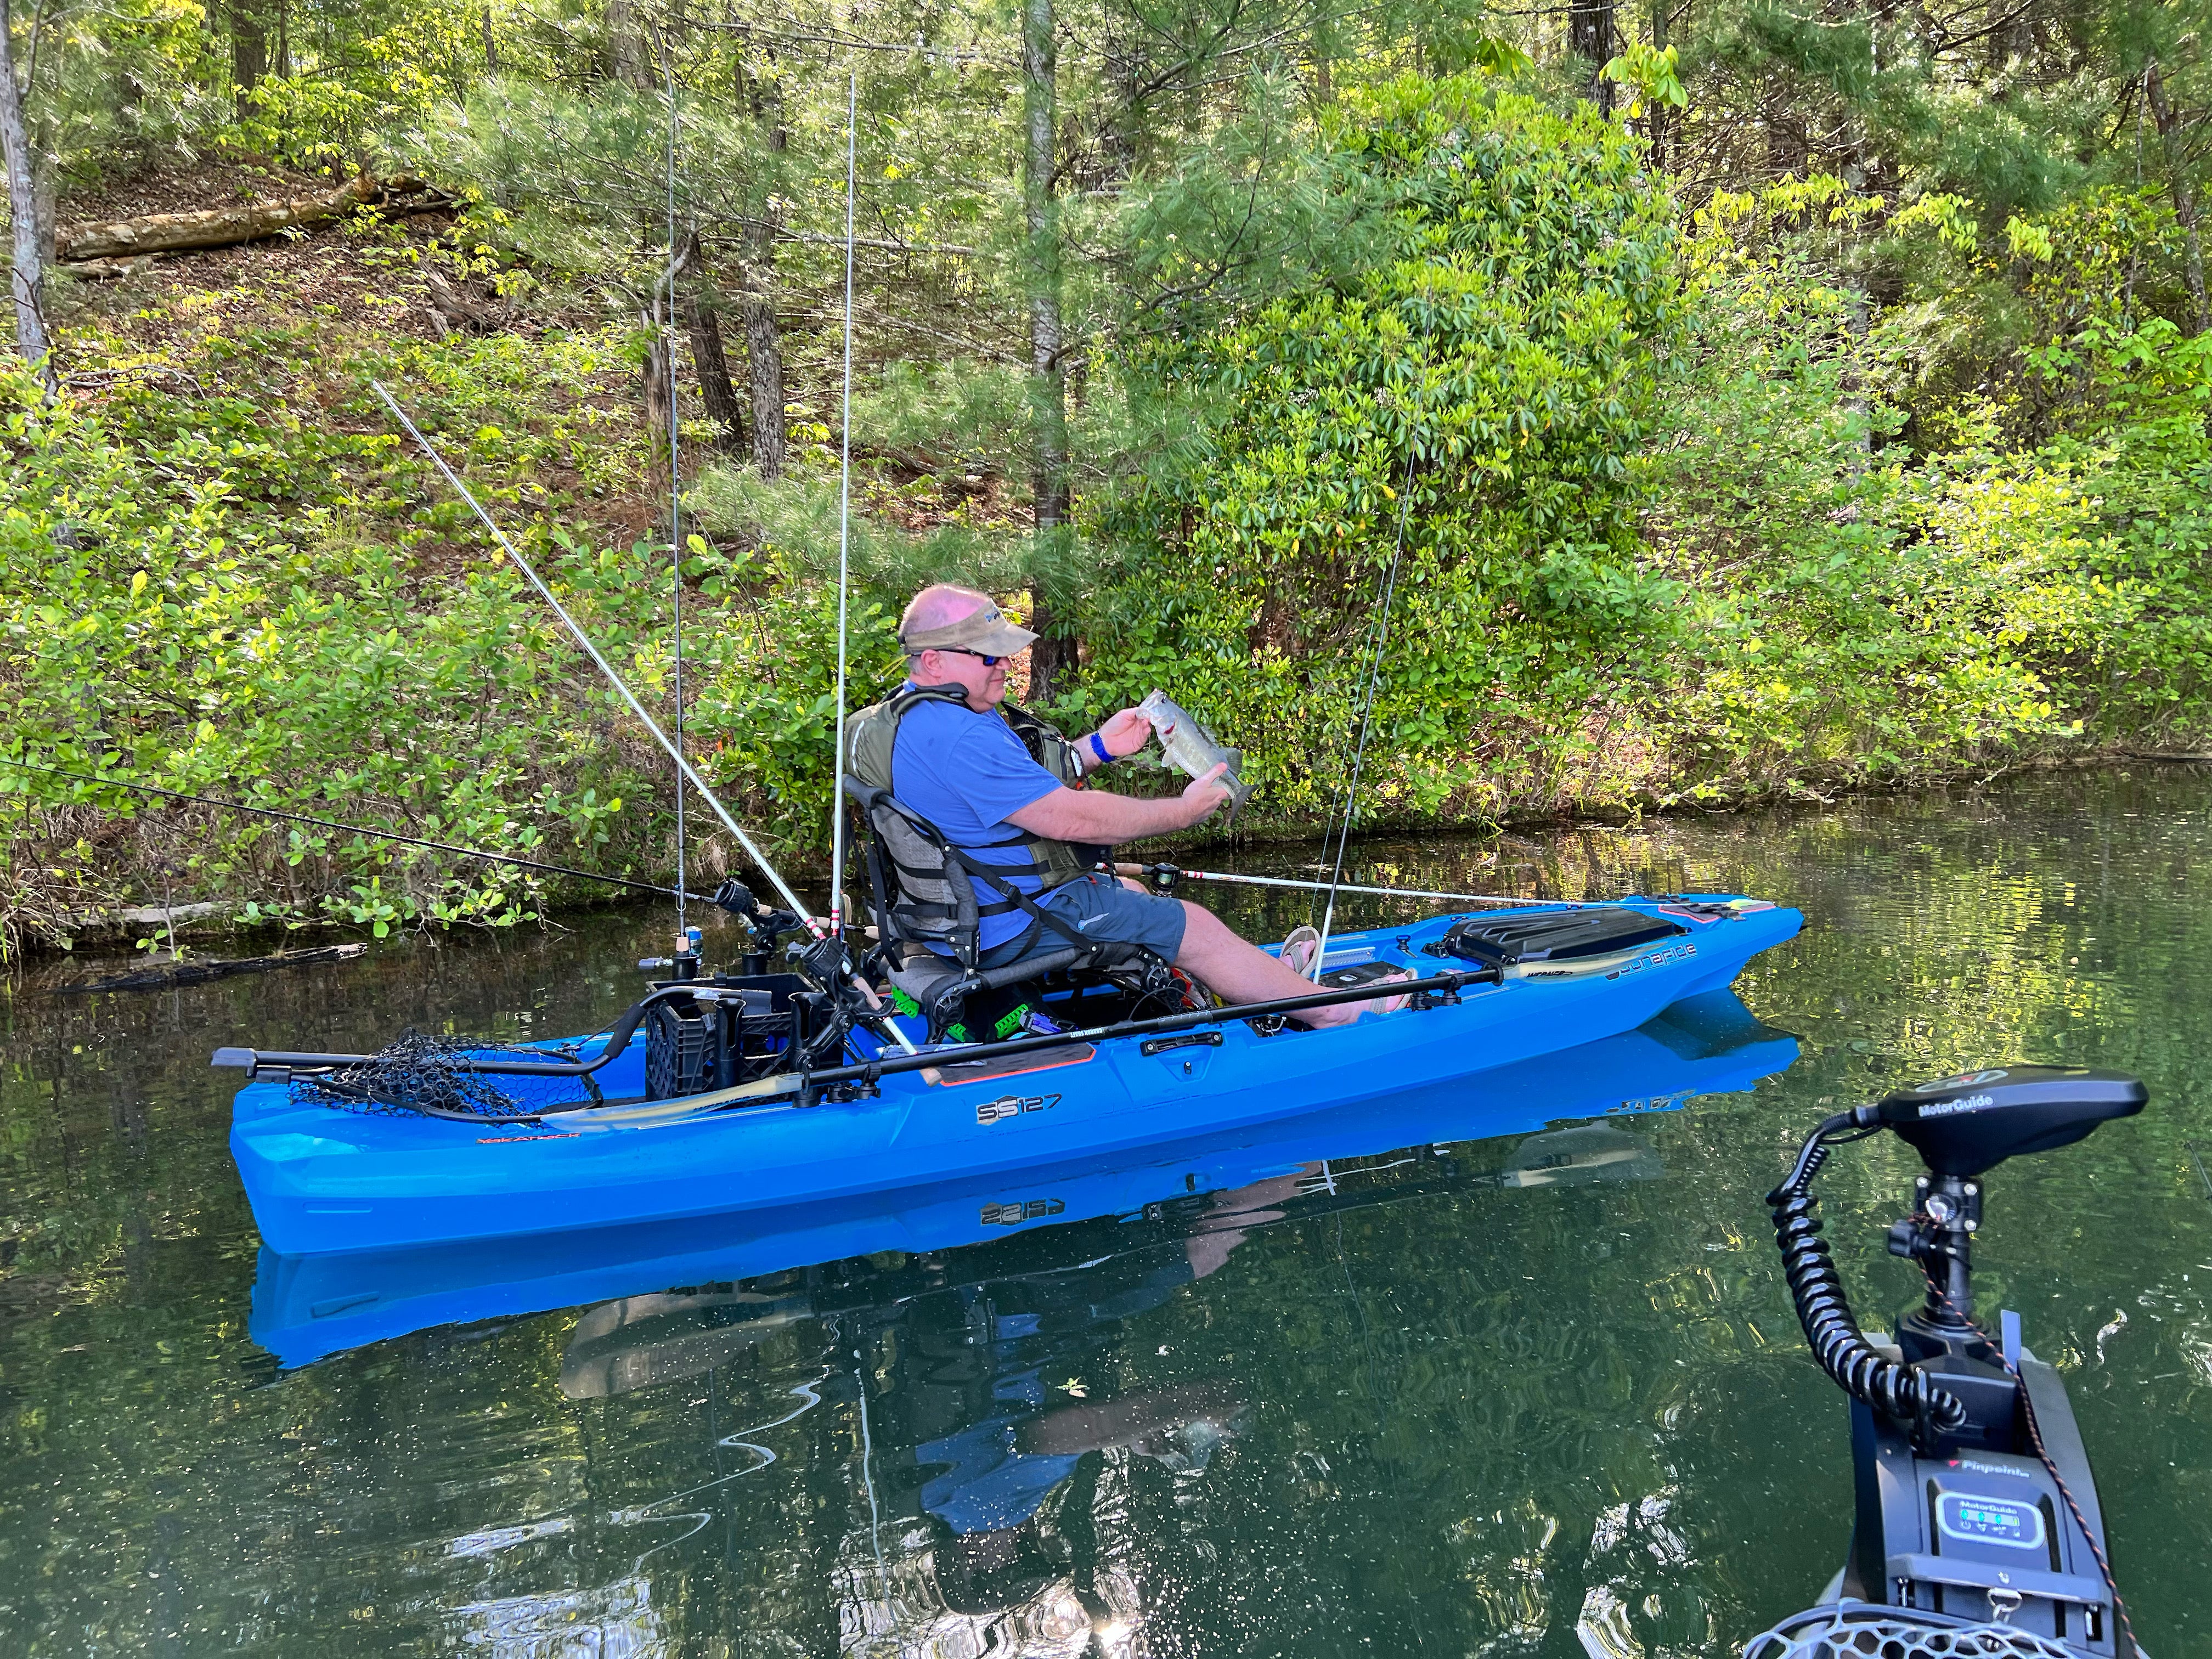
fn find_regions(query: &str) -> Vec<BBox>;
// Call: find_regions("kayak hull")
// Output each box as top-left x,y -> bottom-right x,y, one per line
230,898 -> 1802,1257
249,987 -> 1799,1367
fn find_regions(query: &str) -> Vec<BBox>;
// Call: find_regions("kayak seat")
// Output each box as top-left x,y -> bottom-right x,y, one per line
843,776 -> 1177,1043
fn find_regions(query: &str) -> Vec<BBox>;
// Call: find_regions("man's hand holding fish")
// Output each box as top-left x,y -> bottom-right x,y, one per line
859,583 -> 1411,1027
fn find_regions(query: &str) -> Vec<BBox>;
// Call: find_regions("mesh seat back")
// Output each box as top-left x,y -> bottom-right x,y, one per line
844,776 -> 983,969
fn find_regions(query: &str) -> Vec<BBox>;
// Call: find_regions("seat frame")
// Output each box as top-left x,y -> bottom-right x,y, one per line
842,776 -> 1179,1043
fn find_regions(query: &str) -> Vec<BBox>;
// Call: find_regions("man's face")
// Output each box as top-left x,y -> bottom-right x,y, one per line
916,646 -> 1011,710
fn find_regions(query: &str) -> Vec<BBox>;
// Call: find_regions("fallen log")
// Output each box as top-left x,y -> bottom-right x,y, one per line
57,941 -> 369,995
57,174 -> 450,264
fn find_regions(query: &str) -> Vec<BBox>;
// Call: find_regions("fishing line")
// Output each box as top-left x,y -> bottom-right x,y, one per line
371,381 -> 812,922
0,757 -> 701,900
828,73 -> 859,938
1310,298 -> 1430,976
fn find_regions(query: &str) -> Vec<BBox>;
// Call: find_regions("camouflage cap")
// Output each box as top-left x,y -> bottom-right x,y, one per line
900,600 -> 1038,657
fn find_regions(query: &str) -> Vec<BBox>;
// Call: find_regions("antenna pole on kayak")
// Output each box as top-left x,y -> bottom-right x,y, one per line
663,33 -> 686,940
829,72 -> 858,939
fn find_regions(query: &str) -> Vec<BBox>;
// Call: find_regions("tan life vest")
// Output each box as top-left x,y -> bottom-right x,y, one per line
843,684 -> 1091,903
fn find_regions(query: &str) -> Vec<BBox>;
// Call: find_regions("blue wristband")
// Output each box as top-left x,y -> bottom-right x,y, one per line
1088,732 -> 1112,766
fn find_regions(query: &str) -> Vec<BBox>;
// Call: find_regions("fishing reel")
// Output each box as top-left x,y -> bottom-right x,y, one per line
1757,1066 -> 2146,1656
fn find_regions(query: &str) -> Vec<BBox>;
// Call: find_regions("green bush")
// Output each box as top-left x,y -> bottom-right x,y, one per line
1078,76 -> 1683,823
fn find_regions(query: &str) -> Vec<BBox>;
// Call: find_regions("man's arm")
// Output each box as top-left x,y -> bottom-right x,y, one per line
1075,706 -> 1155,775
1008,765 -> 1230,842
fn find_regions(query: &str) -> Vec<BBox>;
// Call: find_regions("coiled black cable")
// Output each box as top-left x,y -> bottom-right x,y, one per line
1768,1114 -> 1968,1431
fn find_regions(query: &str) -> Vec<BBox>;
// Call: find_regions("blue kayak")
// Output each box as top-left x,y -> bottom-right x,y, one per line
228,896 -> 1801,1257
250,986 -> 1799,1367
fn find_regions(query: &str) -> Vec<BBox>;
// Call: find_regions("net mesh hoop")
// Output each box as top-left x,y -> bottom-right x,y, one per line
294,1029 -> 603,1120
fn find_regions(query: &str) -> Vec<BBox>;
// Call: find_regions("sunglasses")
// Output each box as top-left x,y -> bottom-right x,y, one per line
941,648 -> 1003,667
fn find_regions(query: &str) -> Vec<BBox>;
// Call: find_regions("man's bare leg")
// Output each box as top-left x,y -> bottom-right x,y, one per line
1168,899 -> 1372,1028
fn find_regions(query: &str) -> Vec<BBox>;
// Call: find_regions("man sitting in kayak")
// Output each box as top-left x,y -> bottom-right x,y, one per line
851,583 -> 1403,1028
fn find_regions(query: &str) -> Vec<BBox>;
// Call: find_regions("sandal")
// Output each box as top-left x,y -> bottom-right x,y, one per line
1360,969 -> 1420,1017
1278,924 -> 1323,980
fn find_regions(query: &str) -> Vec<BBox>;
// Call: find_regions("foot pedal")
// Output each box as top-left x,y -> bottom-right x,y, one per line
1317,960 -> 1398,990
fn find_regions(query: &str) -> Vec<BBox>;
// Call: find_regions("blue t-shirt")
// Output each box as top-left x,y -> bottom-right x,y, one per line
890,691 -> 1063,950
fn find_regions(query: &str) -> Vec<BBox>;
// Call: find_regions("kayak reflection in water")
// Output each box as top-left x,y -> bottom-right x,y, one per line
549,1132 -> 1681,1647
896,1211 -> 1265,1628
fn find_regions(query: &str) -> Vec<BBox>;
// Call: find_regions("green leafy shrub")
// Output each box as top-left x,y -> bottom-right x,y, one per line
1080,76 -> 1683,825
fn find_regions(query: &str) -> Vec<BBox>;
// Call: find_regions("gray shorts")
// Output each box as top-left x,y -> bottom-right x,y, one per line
991,872 -> 1187,965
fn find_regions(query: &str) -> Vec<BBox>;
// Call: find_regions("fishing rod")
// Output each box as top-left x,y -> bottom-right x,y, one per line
661,35 -> 687,943
0,757 -> 706,901
828,72 -> 858,938
370,383 -> 918,1054
1111,861 -> 1584,909
373,382 -> 805,922
1310,294 -> 1432,975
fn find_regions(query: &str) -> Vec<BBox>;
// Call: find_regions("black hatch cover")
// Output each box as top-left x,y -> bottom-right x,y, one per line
1437,907 -> 1688,968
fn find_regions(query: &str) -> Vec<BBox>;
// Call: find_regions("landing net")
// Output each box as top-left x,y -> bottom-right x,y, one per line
1743,1604 -> 2081,1659
293,1030 -> 605,1120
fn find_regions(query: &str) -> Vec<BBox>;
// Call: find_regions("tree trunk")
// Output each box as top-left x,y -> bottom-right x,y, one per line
644,309 -> 673,490
682,236 -> 744,454
1571,0 -> 1614,110
2147,64 -> 2210,337
33,143 -> 53,275
741,73 -> 787,478
606,0 -> 646,88
1023,0 -> 1075,703
483,4 -> 497,72
0,0 -> 51,387
230,0 -> 268,119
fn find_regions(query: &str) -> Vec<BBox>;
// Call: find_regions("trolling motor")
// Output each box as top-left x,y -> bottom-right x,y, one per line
1750,1065 -> 2147,1658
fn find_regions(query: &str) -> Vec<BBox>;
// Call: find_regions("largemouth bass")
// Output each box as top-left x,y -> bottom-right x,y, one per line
1138,690 -> 1252,810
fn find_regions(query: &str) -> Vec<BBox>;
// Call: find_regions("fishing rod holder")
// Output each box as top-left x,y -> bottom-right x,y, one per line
639,927 -> 707,980
798,1063 -> 882,1110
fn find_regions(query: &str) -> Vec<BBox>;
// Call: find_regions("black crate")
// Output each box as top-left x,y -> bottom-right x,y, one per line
642,975 -> 810,1099
645,1001 -> 715,1099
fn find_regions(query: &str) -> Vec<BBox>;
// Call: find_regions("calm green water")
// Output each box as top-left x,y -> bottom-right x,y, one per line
3,769 -> 2208,1657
